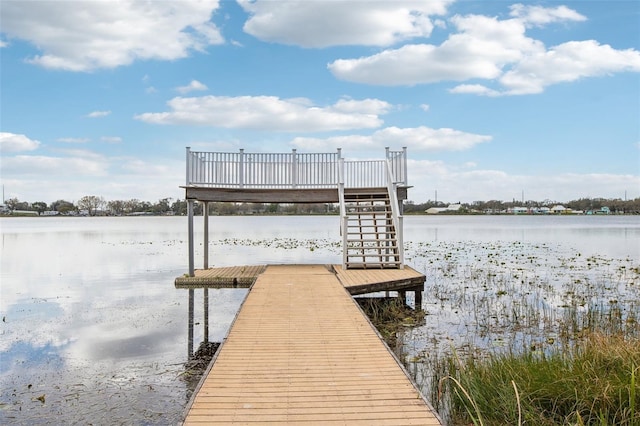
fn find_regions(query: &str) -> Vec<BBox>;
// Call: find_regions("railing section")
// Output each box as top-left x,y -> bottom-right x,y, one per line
186,147 -> 407,189
385,158 -> 404,269
186,148 -> 341,188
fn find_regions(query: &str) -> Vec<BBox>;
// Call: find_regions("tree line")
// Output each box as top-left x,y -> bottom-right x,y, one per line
2,195 -> 639,216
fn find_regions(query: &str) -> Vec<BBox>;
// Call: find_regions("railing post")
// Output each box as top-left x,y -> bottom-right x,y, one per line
185,146 -> 191,185
292,149 -> 298,188
403,146 -> 408,186
239,149 -> 245,189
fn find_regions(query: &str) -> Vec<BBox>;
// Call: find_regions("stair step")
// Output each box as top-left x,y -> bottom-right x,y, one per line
347,211 -> 389,215
345,262 -> 401,269
347,238 -> 397,242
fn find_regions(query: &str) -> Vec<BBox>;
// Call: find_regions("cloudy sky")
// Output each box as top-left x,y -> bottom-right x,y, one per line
1,0 -> 639,204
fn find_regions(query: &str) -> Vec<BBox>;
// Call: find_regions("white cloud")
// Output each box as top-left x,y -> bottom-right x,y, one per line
120,159 -> 172,175
292,135 -> 377,151
328,15 -> 542,86
0,132 -> 40,152
0,40 -> 8,48
0,0 -> 223,71
239,0 -> 452,48
57,137 -> 90,144
420,104 -> 430,112
449,84 -> 501,97
1,155 -> 108,176
331,98 -> 392,115
499,40 -> 640,95
292,126 -> 491,152
509,4 -> 587,27
135,95 -> 389,131
328,5 -> 640,95
54,148 -> 105,160
374,126 -> 491,151
176,80 -> 208,94
86,111 -> 111,118
101,136 -> 122,144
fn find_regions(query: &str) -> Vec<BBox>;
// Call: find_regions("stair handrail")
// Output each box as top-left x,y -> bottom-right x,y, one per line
338,156 -> 348,269
385,159 -> 404,269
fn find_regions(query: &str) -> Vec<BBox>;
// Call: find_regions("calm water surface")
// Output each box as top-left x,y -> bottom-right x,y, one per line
1,215 -> 638,424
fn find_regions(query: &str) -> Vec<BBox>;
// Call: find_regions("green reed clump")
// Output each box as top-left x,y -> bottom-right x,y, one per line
441,332 -> 640,425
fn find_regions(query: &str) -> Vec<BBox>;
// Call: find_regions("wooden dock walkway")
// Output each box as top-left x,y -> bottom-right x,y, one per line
183,265 -> 440,425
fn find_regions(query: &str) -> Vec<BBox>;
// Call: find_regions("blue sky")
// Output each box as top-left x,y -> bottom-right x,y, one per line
1,0 -> 639,204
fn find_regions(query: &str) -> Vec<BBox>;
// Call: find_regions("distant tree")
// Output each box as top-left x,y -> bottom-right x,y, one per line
77,195 -> 105,216
123,199 -> 139,214
107,200 -> 126,215
31,201 -> 48,214
51,199 -> 76,214
5,197 -> 21,210
171,199 -> 187,215
151,198 -> 171,214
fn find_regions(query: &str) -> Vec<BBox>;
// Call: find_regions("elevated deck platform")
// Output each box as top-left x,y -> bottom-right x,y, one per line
182,265 -> 439,425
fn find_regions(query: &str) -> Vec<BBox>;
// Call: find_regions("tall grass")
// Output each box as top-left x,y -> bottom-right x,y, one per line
436,333 -> 640,425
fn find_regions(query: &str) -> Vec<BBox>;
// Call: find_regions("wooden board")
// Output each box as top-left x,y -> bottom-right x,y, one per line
183,265 -> 440,425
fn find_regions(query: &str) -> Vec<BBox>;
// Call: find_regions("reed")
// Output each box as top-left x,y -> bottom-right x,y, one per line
437,332 -> 640,425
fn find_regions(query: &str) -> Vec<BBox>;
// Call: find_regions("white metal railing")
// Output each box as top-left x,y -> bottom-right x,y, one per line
385,158 -> 404,269
185,147 -> 407,189
338,157 -> 348,268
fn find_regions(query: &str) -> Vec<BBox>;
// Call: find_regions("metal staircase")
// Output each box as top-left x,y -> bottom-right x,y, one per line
342,188 -> 402,269
337,151 -> 406,270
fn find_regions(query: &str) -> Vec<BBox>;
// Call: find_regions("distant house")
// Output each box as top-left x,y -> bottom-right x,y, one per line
551,205 -> 566,214
510,206 -> 528,214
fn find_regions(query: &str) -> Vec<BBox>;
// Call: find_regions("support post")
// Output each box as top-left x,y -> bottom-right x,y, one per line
188,289 -> 194,360
414,288 -> 423,310
204,288 -> 209,344
188,199 -> 195,277
203,201 -> 209,270
398,290 -> 407,306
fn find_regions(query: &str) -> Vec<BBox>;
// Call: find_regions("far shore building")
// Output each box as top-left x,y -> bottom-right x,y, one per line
425,204 -> 462,214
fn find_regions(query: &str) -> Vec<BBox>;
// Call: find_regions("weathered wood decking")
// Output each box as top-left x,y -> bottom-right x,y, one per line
182,265 -> 440,425
175,264 -> 425,295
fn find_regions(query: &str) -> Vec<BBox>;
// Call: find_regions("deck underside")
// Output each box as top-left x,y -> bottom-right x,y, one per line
183,186 -> 409,203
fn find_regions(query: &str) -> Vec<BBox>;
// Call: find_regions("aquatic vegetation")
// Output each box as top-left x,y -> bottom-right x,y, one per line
399,239 -> 640,425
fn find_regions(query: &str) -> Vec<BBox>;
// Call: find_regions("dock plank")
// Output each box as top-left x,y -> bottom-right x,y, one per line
182,265 -> 440,425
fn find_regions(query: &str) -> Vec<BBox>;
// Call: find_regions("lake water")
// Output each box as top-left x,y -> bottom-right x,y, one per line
1,215 -> 638,424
